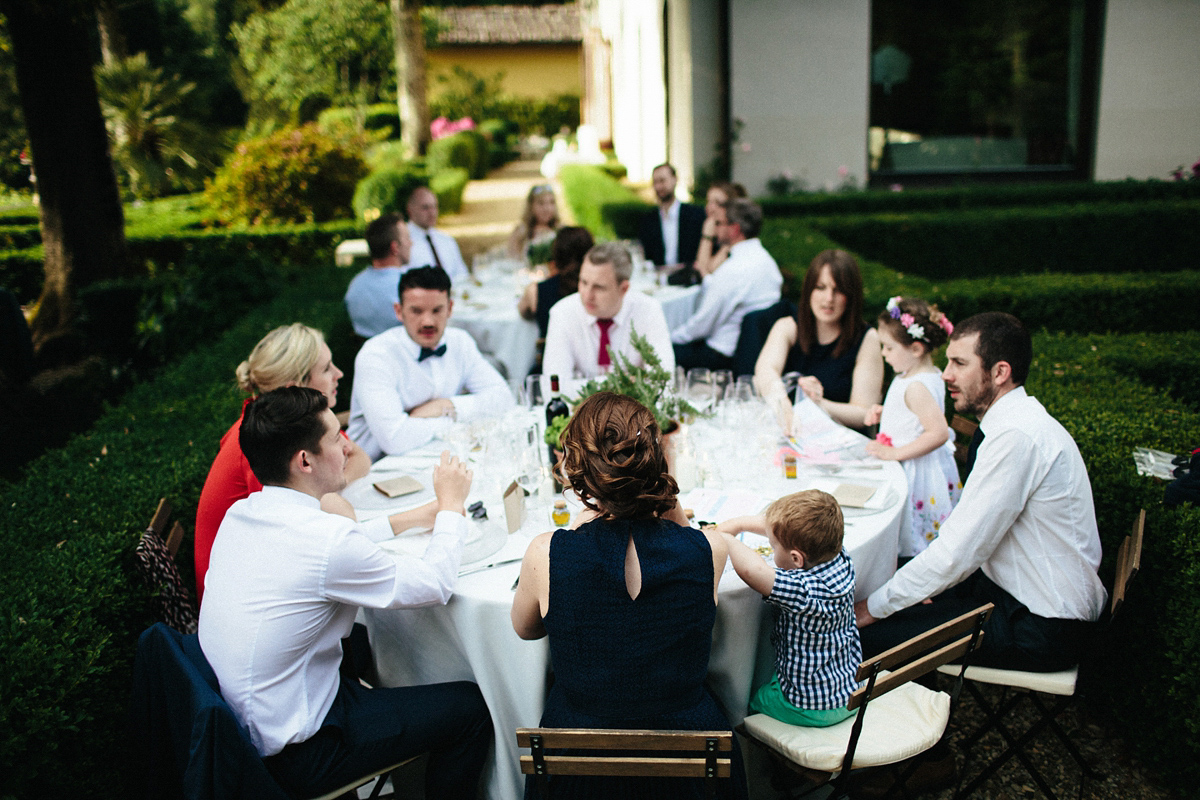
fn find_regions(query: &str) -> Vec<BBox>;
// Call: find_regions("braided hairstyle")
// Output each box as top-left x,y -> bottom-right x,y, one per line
558,392 -> 679,520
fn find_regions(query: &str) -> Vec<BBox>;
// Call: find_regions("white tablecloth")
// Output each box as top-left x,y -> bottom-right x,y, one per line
355,407 -> 905,800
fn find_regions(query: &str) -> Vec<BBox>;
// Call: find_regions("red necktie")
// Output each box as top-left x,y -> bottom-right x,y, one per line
597,318 -> 614,368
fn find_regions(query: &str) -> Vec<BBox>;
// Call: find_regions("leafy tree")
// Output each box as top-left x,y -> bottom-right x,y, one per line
95,52 -> 223,198
0,16 -> 28,192
232,0 -> 396,127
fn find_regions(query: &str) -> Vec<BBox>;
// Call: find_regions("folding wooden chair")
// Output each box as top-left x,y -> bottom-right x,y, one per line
739,604 -> 993,799
939,509 -> 1145,800
516,727 -> 734,799
135,498 -> 197,633
950,414 -> 978,468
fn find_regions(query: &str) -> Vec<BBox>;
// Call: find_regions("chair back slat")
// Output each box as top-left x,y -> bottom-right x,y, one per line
847,631 -> 985,710
1110,509 -> 1145,618
857,603 -> 993,680
516,728 -> 732,751
950,415 -> 978,437
166,521 -> 185,559
147,498 -> 172,538
519,755 -> 732,779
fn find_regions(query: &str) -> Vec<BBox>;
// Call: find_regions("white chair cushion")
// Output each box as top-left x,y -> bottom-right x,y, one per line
936,664 -> 1077,696
742,682 -> 950,773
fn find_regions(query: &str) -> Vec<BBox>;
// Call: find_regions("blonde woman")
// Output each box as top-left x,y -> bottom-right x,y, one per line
507,183 -> 560,260
194,324 -> 435,602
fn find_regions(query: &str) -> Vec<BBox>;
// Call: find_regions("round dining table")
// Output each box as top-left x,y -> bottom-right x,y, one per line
351,402 -> 906,800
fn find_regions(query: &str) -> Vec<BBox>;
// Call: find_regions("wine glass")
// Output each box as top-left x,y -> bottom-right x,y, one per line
712,370 -> 733,408
685,368 -> 715,415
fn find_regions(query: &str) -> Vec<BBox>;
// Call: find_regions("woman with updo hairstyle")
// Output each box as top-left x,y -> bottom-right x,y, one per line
754,249 -> 884,433
511,392 -> 745,799
193,324 -> 377,603
517,225 -> 595,340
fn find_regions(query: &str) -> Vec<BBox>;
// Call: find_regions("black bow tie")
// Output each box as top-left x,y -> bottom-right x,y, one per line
418,344 -> 447,362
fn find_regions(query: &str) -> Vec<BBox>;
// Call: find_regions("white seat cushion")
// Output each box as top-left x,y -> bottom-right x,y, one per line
742,682 -> 950,773
936,664 -> 1078,696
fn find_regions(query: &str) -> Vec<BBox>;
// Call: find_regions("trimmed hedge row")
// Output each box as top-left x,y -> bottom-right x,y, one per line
0,265 -> 354,800
0,224 -> 39,250
759,178 -> 1200,218
807,200 -> 1200,279
558,164 -> 650,241
1091,331 -> 1200,411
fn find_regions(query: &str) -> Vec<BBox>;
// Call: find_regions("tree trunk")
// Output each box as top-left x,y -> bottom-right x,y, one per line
94,0 -> 128,65
390,0 -> 428,156
0,0 -> 128,351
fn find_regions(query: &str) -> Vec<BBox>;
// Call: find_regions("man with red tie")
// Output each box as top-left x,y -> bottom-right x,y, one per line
542,242 -> 675,379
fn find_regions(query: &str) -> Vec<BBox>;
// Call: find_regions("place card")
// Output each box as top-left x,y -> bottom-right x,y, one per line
503,480 -> 524,533
373,475 -> 423,498
832,483 -> 877,508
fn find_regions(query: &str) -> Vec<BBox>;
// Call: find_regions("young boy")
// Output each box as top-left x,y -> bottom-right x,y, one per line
713,490 -> 861,726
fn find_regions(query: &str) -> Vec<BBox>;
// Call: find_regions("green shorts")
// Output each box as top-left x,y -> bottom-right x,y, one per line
749,674 -> 855,728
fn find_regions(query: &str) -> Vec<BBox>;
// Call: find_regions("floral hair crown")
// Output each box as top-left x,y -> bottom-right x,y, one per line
886,296 -> 953,343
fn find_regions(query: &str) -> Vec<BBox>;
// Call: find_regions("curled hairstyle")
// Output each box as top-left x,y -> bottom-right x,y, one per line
950,312 -> 1032,386
239,387 -> 329,486
796,249 -> 865,358
398,265 -> 452,298
765,490 -> 844,564
365,212 -> 405,260
876,296 -> 950,353
584,241 -> 633,282
724,198 -> 763,239
559,392 -> 679,520
551,226 -> 594,297
520,184 -> 559,241
236,323 -> 325,395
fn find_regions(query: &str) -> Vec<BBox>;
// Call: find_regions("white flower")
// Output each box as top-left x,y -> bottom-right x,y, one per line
907,323 -> 925,340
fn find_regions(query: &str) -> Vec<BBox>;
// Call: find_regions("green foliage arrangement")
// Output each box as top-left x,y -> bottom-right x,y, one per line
205,124 -> 367,225
352,166 -> 428,223
572,329 -> 702,431
558,164 -> 649,241
807,200 -> 1200,279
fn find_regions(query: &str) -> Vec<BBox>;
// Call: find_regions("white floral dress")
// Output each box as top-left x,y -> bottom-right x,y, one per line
879,371 -> 962,557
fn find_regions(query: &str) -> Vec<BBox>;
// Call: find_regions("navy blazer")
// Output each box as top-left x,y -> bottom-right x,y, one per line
638,202 -> 706,268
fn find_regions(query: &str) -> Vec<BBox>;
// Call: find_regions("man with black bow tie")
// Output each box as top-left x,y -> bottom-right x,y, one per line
348,266 -> 513,459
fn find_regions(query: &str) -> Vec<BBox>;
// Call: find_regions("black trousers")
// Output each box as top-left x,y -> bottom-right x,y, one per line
264,676 -> 492,799
859,571 -> 1095,672
673,340 -> 735,372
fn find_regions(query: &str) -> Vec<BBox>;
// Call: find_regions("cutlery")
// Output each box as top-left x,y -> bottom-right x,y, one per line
458,557 -> 523,577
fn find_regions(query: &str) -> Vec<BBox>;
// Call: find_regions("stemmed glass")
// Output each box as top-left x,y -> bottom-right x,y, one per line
515,424 -> 545,510
685,368 -> 715,415
712,370 -> 733,409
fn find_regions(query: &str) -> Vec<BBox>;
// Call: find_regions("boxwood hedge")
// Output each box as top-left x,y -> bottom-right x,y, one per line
0,264 -> 354,799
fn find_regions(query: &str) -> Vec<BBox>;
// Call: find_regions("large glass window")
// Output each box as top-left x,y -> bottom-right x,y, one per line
869,0 -> 1101,183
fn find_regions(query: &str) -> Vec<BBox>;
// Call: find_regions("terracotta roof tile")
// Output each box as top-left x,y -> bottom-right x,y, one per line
433,4 -> 581,45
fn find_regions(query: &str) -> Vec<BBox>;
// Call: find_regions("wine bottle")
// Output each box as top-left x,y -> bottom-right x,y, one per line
545,375 -> 569,491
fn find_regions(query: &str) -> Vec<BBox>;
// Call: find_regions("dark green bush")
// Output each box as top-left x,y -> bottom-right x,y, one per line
599,160 -> 628,181
459,129 -> 489,179
205,123 -> 367,225
0,265 -> 353,799
317,103 -> 400,140
759,179 -> 1200,218
429,167 -> 470,214
425,131 -> 478,181
601,200 -> 653,240
352,166 -> 428,223
0,208 -> 38,225
0,247 -> 43,303
1090,331 -> 1200,410
808,201 -> 1200,279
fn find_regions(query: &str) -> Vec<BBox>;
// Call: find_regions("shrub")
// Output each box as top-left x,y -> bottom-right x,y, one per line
317,103 -> 400,140
1090,331 -> 1200,410
205,123 -> 367,225
558,164 -> 649,241
758,179 -> 1200,218
365,140 -> 412,172
0,224 -> 40,250
429,167 -> 469,214
424,131 -> 478,181
352,166 -> 428,223
807,200 -> 1200,279
0,247 -> 43,303
0,265 -> 354,799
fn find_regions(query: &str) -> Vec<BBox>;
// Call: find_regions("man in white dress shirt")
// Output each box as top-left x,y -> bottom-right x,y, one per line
198,387 -> 490,798
405,186 -> 469,283
343,212 -> 411,338
542,242 -> 675,379
671,198 -> 782,371
348,265 -> 514,459
855,313 -> 1107,671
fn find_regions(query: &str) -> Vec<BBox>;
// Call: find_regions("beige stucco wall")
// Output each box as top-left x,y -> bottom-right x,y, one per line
427,45 -> 582,99
1094,0 -> 1200,180
728,0 -> 870,196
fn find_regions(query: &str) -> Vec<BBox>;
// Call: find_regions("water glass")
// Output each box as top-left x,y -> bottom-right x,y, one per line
521,375 -> 545,409
685,368 -> 715,415
712,370 -> 733,407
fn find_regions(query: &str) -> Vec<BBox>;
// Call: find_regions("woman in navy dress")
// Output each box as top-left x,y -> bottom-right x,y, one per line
511,392 -> 746,799
753,249 -> 884,433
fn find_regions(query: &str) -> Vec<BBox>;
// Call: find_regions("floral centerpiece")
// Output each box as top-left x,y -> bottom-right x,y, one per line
543,328 -> 704,447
